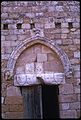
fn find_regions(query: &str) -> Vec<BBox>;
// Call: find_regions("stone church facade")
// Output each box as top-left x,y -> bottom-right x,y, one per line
1,1 -> 80,119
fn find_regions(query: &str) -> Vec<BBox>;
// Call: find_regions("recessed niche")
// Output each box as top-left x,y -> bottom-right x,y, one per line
3,24 -> 8,30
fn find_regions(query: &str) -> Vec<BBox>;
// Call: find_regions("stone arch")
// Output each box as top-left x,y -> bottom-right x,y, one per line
7,36 -> 72,79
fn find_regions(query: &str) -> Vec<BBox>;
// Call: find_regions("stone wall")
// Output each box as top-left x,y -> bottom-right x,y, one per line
1,1 -> 80,119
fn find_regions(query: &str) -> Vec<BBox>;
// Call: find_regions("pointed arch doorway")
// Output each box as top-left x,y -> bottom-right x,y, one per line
21,84 -> 59,119
6,36 -> 72,119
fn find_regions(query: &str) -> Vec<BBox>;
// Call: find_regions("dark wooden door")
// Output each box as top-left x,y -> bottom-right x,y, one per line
21,85 -> 59,119
22,85 -> 43,119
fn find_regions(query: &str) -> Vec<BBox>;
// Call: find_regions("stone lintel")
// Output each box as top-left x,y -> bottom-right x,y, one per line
14,73 -> 65,86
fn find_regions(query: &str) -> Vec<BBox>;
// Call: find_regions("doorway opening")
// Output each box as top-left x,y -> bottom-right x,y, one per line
21,84 -> 59,119
42,85 -> 59,119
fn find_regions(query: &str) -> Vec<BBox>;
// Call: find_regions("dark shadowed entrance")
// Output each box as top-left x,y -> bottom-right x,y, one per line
42,85 -> 59,119
21,84 -> 59,119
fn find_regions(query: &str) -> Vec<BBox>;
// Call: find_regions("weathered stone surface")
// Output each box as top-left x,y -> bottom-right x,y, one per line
1,13 -> 8,18
74,85 -> 80,93
25,63 -> 34,73
37,53 -> 47,62
60,110 -> 77,118
56,39 -> 62,44
69,102 -> 80,110
61,103 -> 69,110
5,35 -> 17,41
42,46 -> 52,53
22,23 -> 30,29
70,58 -> 80,64
35,63 -> 43,73
74,71 -> 80,78
61,34 -> 67,38
61,28 -> 69,33
61,23 -> 68,28
5,96 -> 23,104
74,51 -> 80,58
16,67 -> 25,74
59,84 -> 73,94
9,104 -> 23,112
1,35 -> 5,41
5,112 -> 23,119
1,1 -> 80,119
73,39 -> 80,44
7,86 -> 22,96
14,72 -> 65,86
59,94 -> 78,102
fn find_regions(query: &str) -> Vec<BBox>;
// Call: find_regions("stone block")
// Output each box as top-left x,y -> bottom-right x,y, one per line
74,71 -> 80,78
45,21 -> 55,28
54,34 -> 61,39
77,110 -> 80,118
17,35 -> 27,41
36,12 -> 43,17
25,13 -> 35,18
5,35 -> 17,41
42,46 -> 52,53
9,104 -> 23,112
18,53 -> 36,63
74,85 -> 80,93
8,24 -> 16,29
43,61 -> 63,72
61,28 -> 69,33
1,36 -> 5,41
70,58 -> 80,64
61,103 -> 69,110
74,51 -> 80,58
73,23 -> 80,28
7,86 -> 22,96
48,6 -> 56,12
25,63 -> 34,73
35,63 -> 43,73
33,44 -> 42,54
73,65 -> 80,71
16,67 -> 25,74
55,40 -> 62,44
5,96 -> 23,104
77,94 -> 80,101
5,112 -> 23,119
47,53 -> 55,61
68,45 -> 77,51
56,6 -> 63,11
73,39 -> 80,44
14,74 -> 37,86
37,53 -> 47,62
69,102 -> 80,110
59,84 -> 73,94
59,94 -> 78,102
22,23 -> 30,29
1,13 -> 8,18
61,23 -> 68,28
60,110 -> 77,118
4,46 -> 12,54
1,54 -> 10,60
61,34 -> 67,39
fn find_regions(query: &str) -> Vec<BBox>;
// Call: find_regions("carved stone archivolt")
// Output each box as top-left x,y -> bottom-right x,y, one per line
6,36 -> 73,85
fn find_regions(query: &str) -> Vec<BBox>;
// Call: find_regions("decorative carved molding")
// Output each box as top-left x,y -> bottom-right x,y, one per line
14,73 -> 65,86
